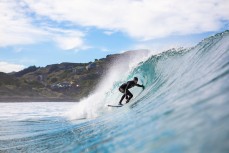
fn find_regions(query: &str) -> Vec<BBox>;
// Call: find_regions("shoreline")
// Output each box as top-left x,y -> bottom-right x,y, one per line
0,97 -> 79,102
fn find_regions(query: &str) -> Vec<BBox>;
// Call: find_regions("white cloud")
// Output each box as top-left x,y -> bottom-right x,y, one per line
100,48 -> 110,52
54,36 -> 83,50
0,0 -> 47,46
45,27 -> 88,50
0,61 -> 25,73
23,0 -> 229,40
0,0 -> 86,50
134,41 -> 194,54
0,0 -> 229,50
104,31 -> 116,36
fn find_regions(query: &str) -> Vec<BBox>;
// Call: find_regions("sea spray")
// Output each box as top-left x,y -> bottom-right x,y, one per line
66,50 -> 150,119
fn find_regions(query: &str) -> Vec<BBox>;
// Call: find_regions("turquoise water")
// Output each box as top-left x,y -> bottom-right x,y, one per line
0,31 -> 229,153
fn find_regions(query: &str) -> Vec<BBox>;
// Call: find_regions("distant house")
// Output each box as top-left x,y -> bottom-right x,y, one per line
37,75 -> 43,82
86,63 -> 96,70
50,82 -> 72,90
59,82 -> 71,88
72,67 -> 85,74
37,74 -> 47,82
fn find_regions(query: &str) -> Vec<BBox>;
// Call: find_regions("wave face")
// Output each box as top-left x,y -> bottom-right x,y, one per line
1,31 -> 229,153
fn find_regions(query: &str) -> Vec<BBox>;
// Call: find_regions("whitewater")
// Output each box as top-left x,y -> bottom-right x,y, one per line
0,31 -> 229,153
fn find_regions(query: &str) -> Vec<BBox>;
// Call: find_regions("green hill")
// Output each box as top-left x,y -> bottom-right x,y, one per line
0,50 -> 149,102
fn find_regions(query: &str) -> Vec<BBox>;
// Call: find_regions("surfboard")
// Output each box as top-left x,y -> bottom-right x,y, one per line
107,104 -> 123,107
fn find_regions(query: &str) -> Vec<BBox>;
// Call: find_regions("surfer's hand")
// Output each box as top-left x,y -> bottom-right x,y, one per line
142,85 -> 145,90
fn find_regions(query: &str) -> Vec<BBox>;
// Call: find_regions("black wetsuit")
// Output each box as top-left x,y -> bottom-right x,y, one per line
119,80 -> 143,105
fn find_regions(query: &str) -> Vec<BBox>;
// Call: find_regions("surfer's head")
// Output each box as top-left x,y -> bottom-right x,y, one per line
134,77 -> 138,83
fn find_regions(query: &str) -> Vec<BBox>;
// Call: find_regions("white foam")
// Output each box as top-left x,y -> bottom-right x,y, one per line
66,51 -> 151,120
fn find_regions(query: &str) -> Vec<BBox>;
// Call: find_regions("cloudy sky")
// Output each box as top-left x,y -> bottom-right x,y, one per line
0,0 -> 229,73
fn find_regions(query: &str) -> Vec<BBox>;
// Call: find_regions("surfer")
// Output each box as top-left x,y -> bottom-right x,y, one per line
118,77 -> 144,105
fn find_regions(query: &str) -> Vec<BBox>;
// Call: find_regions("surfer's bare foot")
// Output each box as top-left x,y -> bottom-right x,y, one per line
126,99 -> 130,103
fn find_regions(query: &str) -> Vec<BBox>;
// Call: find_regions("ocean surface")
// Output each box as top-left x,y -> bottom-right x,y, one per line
0,31 -> 229,153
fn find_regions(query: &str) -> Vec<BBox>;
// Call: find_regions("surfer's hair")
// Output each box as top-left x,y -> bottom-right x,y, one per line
134,77 -> 138,81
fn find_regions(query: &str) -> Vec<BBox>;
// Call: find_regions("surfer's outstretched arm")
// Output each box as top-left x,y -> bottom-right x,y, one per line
136,84 -> 145,89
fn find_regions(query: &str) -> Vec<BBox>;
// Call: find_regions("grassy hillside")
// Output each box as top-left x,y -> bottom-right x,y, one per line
0,50 -> 149,102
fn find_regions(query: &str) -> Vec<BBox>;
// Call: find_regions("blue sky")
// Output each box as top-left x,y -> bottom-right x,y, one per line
0,0 -> 229,73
